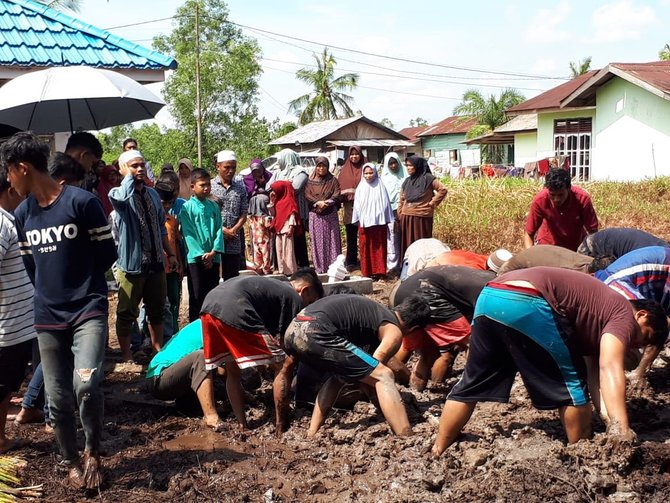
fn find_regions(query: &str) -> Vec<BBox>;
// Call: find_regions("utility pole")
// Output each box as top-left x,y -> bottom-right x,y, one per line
195,1 -> 203,168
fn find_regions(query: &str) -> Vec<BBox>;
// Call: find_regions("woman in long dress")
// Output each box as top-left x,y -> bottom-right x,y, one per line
398,156 -> 448,259
305,156 -> 341,273
380,152 -> 407,273
243,159 -> 273,275
337,145 -> 366,269
270,181 -> 302,275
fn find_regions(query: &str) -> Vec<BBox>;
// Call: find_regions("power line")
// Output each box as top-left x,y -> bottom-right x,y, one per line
103,16 -> 176,30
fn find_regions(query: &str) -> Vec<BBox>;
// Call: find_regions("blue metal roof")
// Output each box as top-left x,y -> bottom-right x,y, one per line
0,0 -> 176,70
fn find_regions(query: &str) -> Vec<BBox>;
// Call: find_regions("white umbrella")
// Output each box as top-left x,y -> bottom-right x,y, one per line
0,66 -> 166,133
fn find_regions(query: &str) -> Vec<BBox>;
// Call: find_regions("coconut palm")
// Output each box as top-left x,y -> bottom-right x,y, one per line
453,89 -> 525,163
569,57 -> 592,78
288,48 -> 359,125
659,44 -> 670,61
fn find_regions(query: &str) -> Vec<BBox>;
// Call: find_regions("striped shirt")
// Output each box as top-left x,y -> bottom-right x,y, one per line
0,208 -> 36,347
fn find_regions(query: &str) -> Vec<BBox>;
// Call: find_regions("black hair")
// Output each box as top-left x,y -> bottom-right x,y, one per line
158,171 -> 179,191
48,152 -> 85,184
123,138 -> 138,149
0,161 -> 9,193
191,168 -> 211,184
630,299 -> 669,348
544,168 -> 571,191
161,163 -> 174,173
0,131 -> 50,173
155,181 -> 175,202
328,285 -> 357,295
65,132 -> 103,159
588,255 -> 616,274
393,294 -> 432,329
290,267 -> 324,300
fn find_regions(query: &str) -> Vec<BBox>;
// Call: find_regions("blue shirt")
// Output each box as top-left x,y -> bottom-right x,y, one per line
146,320 -> 202,379
15,185 -> 117,330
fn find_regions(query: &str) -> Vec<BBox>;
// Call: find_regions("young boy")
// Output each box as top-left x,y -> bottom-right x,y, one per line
179,168 -> 225,321
1,132 -> 116,490
155,182 -> 185,332
0,159 -> 36,454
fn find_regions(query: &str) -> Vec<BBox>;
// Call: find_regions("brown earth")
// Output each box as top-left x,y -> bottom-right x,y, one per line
7,279 -> 670,502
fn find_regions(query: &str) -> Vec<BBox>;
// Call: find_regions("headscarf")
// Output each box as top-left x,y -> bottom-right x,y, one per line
119,149 -> 143,168
337,145 -> 366,201
402,155 -> 435,203
273,148 -> 305,182
380,152 -> 407,211
177,158 -> 193,200
305,156 -> 340,209
96,164 -> 120,216
271,181 -> 302,235
352,163 -> 394,228
243,158 -> 271,197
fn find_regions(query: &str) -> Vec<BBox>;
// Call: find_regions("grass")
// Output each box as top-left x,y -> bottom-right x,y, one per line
432,177 -> 670,254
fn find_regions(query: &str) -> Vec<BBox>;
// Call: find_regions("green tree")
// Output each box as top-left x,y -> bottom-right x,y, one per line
659,44 -> 670,61
569,56 -> 592,78
379,118 -> 395,129
288,48 -> 359,125
408,117 -> 429,127
453,89 -> 525,163
153,0 -> 269,167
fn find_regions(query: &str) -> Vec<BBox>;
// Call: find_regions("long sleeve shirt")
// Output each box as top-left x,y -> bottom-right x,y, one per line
179,196 -> 225,264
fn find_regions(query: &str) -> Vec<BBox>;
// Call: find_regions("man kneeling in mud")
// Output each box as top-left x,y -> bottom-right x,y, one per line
431,267 -> 667,457
200,270 -> 323,433
284,294 -> 431,436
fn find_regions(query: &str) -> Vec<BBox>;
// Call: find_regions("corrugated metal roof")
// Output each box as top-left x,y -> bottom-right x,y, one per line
507,71 -> 598,114
398,125 -> 428,142
562,61 -> 670,107
416,116 -> 477,137
327,139 -> 415,147
0,0 -> 176,70
269,116 -> 408,145
494,113 -> 537,133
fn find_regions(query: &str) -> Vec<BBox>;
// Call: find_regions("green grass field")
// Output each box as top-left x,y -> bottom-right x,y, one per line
432,177 -> 670,253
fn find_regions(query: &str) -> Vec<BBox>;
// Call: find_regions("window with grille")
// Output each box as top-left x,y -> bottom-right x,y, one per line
553,118 -> 592,180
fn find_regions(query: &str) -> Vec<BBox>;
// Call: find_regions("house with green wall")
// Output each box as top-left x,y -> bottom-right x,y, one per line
415,116 -> 480,168
504,61 -> 670,181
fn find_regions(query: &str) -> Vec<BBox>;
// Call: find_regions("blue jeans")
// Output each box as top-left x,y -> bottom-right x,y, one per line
38,316 -> 106,461
21,361 -> 51,423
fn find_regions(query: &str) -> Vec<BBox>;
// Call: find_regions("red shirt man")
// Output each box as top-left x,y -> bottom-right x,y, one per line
524,168 -> 598,251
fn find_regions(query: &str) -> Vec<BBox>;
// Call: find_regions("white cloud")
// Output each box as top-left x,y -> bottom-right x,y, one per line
525,1 -> 572,43
591,1 -> 657,42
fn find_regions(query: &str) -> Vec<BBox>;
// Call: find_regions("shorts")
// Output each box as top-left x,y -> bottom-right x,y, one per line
448,286 -> 589,410
0,340 -> 33,401
284,317 -> 379,381
200,313 -> 285,370
402,316 -> 471,352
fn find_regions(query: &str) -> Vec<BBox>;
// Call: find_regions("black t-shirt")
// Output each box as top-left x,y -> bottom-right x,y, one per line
300,294 -> 398,349
393,265 -> 495,323
578,227 -> 669,259
200,276 -> 302,339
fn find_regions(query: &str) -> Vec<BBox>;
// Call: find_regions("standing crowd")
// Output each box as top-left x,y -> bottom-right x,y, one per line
0,131 -> 668,494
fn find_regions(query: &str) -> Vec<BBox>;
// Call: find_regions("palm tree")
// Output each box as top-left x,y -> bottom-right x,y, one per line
288,48 -> 359,125
38,1 -> 82,11
569,57 -> 592,78
453,89 -> 525,164
659,44 -> 670,61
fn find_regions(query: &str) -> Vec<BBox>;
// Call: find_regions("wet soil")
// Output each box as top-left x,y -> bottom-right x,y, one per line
7,280 -> 670,502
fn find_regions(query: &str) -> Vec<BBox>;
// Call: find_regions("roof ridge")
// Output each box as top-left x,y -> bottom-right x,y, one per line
5,0 -> 176,68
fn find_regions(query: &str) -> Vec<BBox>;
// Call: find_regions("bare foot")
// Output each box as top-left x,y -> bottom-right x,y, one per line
82,452 -> 103,490
10,407 -> 44,425
64,463 -> 86,490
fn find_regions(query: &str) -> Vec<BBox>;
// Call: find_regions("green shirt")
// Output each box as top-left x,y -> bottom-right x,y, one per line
178,196 -> 225,264
146,320 -> 203,379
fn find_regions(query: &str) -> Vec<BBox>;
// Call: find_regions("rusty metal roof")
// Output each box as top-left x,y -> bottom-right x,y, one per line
269,116 -> 408,145
416,115 -> 477,136
398,126 -> 428,142
507,71 -> 598,114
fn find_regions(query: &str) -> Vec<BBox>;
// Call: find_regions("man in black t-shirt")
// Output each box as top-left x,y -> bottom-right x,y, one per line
284,294 -> 431,436
577,227 -> 669,260
391,266 -> 495,390
200,270 -> 323,433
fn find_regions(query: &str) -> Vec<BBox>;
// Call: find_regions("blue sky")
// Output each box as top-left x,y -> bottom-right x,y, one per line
76,0 -> 670,130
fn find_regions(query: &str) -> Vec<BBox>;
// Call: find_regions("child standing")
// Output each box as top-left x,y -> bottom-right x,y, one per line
352,163 -> 394,279
270,181 -> 301,275
243,159 -> 273,275
179,169 -> 225,321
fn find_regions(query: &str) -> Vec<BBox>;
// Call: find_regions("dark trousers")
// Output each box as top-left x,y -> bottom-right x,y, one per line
345,223 -> 359,266
187,262 -> 220,322
294,231 -> 310,268
221,253 -> 241,281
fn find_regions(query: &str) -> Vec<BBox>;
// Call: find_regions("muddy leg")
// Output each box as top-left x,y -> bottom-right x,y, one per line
308,377 -> 345,436
272,357 -> 295,433
361,364 -> 412,436
559,405 -> 592,443
432,400 -> 476,457
224,362 -> 248,429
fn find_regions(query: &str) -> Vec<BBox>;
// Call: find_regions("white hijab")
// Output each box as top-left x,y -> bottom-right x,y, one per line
352,163 -> 394,228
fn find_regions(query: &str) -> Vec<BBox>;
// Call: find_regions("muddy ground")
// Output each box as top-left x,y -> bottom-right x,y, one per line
7,279 -> 670,502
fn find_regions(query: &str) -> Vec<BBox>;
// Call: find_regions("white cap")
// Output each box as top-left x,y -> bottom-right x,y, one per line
118,149 -> 143,166
487,248 -> 513,272
216,150 -> 237,163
